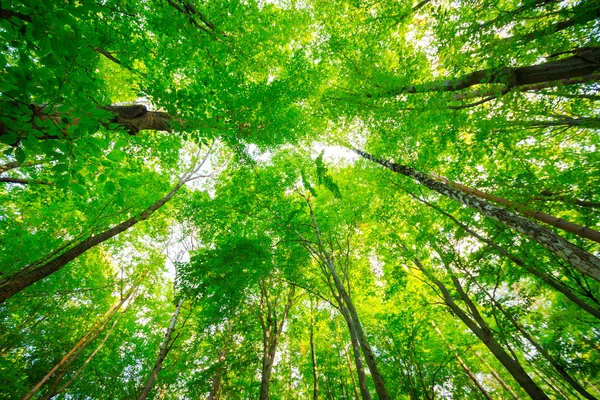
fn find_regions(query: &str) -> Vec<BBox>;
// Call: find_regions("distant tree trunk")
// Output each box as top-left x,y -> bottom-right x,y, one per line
406,251 -> 550,400
0,181 -> 185,303
373,47 -> 600,97
340,305 -> 372,400
310,299 -> 319,400
137,300 -> 184,400
258,283 -> 295,400
52,310 -> 125,397
208,321 -> 233,400
490,298 -> 597,400
353,148 -> 600,283
341,339 -> 362,400
475,352 -> 520,400
415,196 -> 600,320
433,323 -> 493,400
22,286 -> 136,400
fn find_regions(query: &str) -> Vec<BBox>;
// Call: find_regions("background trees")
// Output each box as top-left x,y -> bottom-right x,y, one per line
1,0 -> 598,398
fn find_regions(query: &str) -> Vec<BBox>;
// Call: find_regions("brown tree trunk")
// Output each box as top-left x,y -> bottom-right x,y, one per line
340,306 -> 372,400
0,181 -> 184,303
407,254 -> 550,400
375,47 -> 600,97
22,286 -> 136,400
433,323 -> 493,400
416,197 -> 600,320
137,300 -> 184,400
353,148 -> 600,283
208,322 -> 233,400
491,299 -> 597,400
341,339 -> 362,400
426,171 -> 600,244
475,352 -> 520,400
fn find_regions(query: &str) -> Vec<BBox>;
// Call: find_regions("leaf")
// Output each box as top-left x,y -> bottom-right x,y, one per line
103,180 -> 116,195
15,147 -> 26,163
106,150 -> 125,162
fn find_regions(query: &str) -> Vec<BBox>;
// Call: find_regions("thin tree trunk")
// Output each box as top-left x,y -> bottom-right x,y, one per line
208,322 -> 233,400
340,306 -> 372,400
137,299 -> 184,400
53,309 -> 124,397
407,254 -> 550,399
475,352 -> 520,400
342,339 -> 362,400
372,47 -> 600,97
415,196 -> 600,320
22,286 -> 136,400
433,323 -> 493,400
353,148 -> 600,282
491,299 -> 597,400
0,181 -> 184,303
310,299 -> 319,400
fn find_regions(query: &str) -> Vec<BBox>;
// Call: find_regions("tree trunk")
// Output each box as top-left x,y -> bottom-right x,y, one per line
310,299 -> 319,400
475,352 -> 520,400
426,171 -> 600,244
208,322 -> 233,400
492,299 -> 597,400
433,324 -> 493,400
137,300 -> 184,400
374,47 -> 600,97
0,181 -> 184,303
408,255 -> 550,400
353,148 -> 600,283
341,340 -> 362,400
340,306 -> 373,400
22,286 -> 136,400
416,197 -> 600,320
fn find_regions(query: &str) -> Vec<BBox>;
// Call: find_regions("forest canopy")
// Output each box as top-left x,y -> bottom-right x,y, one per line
1,0 -> 599,399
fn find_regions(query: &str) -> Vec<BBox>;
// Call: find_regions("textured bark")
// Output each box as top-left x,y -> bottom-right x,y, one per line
340,306 -> 372,400
22,287 -> 135,400
0,182 -> 184,303
433,324 -> 492,400
0,177 -> 53,185
137,300 -> 183,400
417,197 -> 600,320
353,148 -> 600,282
427,172 -> 600,244
409,255 -> 550,400
374,47 -> 600,97
341,340 -> 362,400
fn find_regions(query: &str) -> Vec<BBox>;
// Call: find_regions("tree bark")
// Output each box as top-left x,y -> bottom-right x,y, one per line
137,300 -> 184,400
372,47 -> 600,97
208,321 -> 233,400
0,181 -> 184,303
22,286 -> 136,400
340,305 -> 373,400
341,339 -> 362,400
407,254 -> 550,400
426,171 -> 600,245
415,196 -> 600,320
353,148 -> 600,283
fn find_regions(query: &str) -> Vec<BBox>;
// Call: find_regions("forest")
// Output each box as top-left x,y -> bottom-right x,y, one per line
0,0 -> 599,398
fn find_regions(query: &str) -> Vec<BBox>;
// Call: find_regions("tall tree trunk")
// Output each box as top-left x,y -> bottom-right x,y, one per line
374,47 -> 600,97
407,254 -> 550,400
208,322 -> 233,400
341,339 -> 362,400
22,286 -> 136,400
310,299 -> 319,400
491,298 -> 597,400
416,196 -> 600,320
475,352 -> 520,400
259,286 -> 294,400
0,181 -> 184,303
433,323 -> 493,400
137,299 -> 184,400
425,171 -> 600,244
340,305 -> 373,400
52,310 -> 124,397
353,148 -> 600,282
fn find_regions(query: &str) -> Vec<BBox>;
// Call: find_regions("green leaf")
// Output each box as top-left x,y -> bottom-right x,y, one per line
103,180 -> 116,195
106,150 -> 125,162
